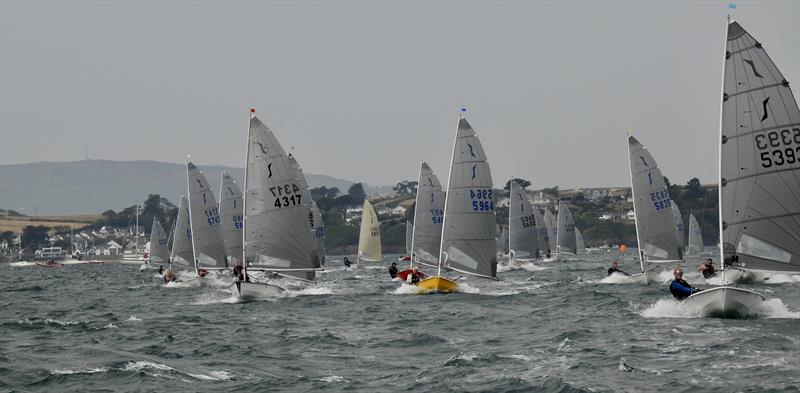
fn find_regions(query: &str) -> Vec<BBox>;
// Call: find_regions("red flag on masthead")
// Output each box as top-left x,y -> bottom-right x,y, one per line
250,108 -> 256,113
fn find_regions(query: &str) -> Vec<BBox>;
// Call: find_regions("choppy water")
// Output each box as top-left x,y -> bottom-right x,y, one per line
2,252 -> 799,392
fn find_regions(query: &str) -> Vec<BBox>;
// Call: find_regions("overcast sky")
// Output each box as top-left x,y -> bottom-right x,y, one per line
1,0 -> 798,189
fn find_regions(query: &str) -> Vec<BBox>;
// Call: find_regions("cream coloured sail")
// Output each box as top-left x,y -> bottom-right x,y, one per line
627,135 -> 683,263
170,194 -> 194,270
357,199 -> 382,262
149,218 -> 170,264
556,201 -> 577,255
410,161 -> 445,267
244,115 -> 322,272
219,171 -> 243,265
509,181 -> 538,259
688,213 -> 703,254
720,20 -> 800,273
440,117 -> 497,279
186,162 -> 228,269
672,204 -> 685,251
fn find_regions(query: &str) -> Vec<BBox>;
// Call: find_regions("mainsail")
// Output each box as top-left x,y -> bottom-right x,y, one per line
575,227 -> 585,254
357,199 -> 382,262
627,135 -> 683,262
720,20 -> 800,273
186,162 -> 228,269
405,221 -> 412,256
544,208 -> 558,255
170,194 -> 194,270
672,204 -> 686,251
509,181 -> 538,259
219,171 -> 243,265
688,213 -> 704,254
148,218 -> 170,264
311,201 -> 325,266
556,200 -> 577,254
411,162 -> 444,267
440,117 -> 497,279
534,208 -> 549,258
244,115 -> 322,272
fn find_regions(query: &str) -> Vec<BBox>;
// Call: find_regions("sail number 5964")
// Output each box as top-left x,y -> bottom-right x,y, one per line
470,189 -> 494,212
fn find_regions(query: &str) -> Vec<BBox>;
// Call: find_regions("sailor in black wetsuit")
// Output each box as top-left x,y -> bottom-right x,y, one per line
670,268 -> 702,300
388,262 -> 398,279
343,257 -> 351,268
699,259 -> 716,279
607,260 -> 628,276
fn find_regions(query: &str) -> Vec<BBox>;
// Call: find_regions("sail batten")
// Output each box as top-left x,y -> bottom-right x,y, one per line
440,117 -> 497,279
720,20 -> 800,273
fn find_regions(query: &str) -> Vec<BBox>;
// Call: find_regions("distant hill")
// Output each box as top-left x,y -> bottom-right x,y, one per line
0,159 -> 387,215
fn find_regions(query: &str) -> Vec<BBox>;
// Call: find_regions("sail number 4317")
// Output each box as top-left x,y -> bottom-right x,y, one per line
270,183 -> 302,208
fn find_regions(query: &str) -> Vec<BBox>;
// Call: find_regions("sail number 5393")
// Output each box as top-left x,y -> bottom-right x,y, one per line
754,128 -> 800,168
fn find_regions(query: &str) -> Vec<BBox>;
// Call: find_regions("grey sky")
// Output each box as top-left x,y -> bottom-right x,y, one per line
2,0 -> 798,190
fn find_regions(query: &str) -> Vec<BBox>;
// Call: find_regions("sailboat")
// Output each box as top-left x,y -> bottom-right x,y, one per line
144,218 -> 169,270
400,161 -> 445,280
575,227 -> 585,254
684,18 -> 799,316
219,171 -> 244,267
543,208 -> 558,260
508,180 -> 539,263
356,199 -> 382,266
555,200 -> 577,259
279,153 -> 323,283
121,204 -> 146,264
627,135 -> 683,284
186,161 -> 228,278
416,115 -> 497,293
533,208 -> 549,259
688,213 -> 704,254
672,204 -> 686,254
168,194 -> 197,281
229,111 -> 322,300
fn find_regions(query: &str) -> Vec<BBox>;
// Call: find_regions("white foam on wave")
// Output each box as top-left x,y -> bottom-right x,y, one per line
285,286 -> 334,297
763,274 -> 800,284
758,298 -> 800,319
188,370 -> 234,381
392,283 -> 419,295
456,282 -> 481,294
599,273 -> 634,284
498,261 -> 546,273
9,261 -> 35,267
190,291 -> 239,305
102,323 -> 118,329
126,315 -> 142,322
51,367 -> 108,375
123,361 -> 174,372
640,299 -> 707,318
319,375 -> 347,383
500,354 -> 532,361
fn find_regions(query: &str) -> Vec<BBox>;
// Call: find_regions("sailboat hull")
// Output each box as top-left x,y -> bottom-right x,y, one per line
684,287 -> 766,318
627,271 -> 660,284
229,282 -> 285,301
415,276 -> 458,294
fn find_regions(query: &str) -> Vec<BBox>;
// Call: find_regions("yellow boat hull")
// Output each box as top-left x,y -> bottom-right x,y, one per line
415,276 -> 458,294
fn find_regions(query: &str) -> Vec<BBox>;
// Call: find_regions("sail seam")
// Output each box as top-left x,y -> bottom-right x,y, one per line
725,122 -> 800,140
724,166 -> 800,183
726,211 -> 800,227
730,44 -> 760,56
727,82 -> 785,100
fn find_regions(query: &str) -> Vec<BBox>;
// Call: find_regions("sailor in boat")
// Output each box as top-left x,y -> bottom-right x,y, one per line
157,265 -> 164,275
232,260 -> 243,279
407,267 -> 427,285
343,257 -> 351,268
669,268 -> 702,300
546,249 -> 551,259
607,260 -> 628,276
198,268 -> 209,278
164,271 -> 178,283
698,259 -> 716,279
388,262 -> 398,279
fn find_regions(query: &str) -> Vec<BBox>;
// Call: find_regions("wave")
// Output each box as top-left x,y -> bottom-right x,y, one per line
285,286 -> 334,297
50,367 -> 109,375
640,297 -> 800,319
764,274 -> 800,284
8,261 -> 36,267
126,315 -> 142,322
318,375 -> 347,383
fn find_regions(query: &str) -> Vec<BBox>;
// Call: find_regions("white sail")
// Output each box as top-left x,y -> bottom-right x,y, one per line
720,20 -> 800,273
575,227 -> 585,254
556,200 -> 577,254
219,171 -> 243,265
186,162 -> 228,269
688,213 -> 704,254
440,117 -> 497,279
627,135 -> 683,262
544,208 -> 558,255
508,181 -> 538,259
170,195 -> 194,270
148,218 -> 170,264
289,153 -> 326,272
672,203 -> 686,251
244,115 -> 322,271
357,199 -> 382,262
410,161 -> 445,267
534,208 -> 549,258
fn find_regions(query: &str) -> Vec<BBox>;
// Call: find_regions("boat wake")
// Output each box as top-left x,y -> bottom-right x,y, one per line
498,261 -> 546,273
8,261 -> 35,267
640,297 -> 800,319
763,274 -> 800,284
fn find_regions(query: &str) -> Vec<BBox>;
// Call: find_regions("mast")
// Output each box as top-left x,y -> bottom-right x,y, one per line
555,203 -> 560,261
409,161 -> 424,270
627,133 -> 646,274
437,111 -> 463,278
717,16 -> 731,284
242,109 -> 254,279
169,194 -> 183,270
134,203 -> 139,258
186,157 -> 199,277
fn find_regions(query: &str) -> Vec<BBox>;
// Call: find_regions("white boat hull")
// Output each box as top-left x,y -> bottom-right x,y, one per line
684,286 -> 766,318
628,271 -> 659,284
229,282 -> 285,301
